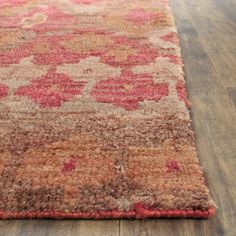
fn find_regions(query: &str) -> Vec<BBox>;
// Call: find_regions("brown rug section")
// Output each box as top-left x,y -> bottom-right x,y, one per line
0,0 -> 215,219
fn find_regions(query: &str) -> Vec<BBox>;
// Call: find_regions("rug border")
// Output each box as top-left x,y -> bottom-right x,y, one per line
0,208 -> 215,219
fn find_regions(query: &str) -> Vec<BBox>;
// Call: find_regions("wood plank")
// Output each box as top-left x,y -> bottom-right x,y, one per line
0,221 -> 21,236
68,220 -> 119,236
46,220 -> 119,236
0,220 -> 119,236
120,219 -> 206,236
227,87 -> 236,108
181,0 -> 236,88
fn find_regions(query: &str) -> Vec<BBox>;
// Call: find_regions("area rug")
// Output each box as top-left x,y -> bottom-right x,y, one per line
0,0 -> 216,219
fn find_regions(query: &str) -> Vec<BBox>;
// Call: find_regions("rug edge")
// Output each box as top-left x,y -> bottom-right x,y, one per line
0,207 -> 216,219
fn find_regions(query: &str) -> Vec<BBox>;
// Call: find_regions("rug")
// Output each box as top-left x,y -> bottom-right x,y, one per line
0,0 -> 215,219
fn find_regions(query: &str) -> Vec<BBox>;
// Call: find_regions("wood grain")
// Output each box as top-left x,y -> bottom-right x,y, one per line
0,0 -> 236,235
0,220 -> 119,236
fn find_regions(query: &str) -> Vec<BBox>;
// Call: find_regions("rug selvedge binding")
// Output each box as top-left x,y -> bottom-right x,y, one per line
0,208 -> 215,219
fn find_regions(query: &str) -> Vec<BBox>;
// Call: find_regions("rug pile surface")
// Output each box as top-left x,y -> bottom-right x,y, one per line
0,0 -> 215,219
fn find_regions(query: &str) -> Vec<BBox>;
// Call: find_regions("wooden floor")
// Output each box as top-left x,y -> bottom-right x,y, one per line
1,0 -> 236,235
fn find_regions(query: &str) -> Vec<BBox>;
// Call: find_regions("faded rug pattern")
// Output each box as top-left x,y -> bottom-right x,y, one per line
0,0 -> 215,219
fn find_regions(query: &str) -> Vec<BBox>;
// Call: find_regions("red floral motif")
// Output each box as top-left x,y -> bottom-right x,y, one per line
0,33 -> 91,67
0,43 -> 32,66
166,160 -> 180,173
0,84 -> 8,100
32,35 -> 84,66
91,70 -> 169,110
62,158 -> 78,173
0,35 -> 84,66
33,30 -> 112,66
160,32 -> 178,44
72,0 -> 102,4
1,30 -> 157,67
0,6 -> 79,66
126,7 -> 158,25
15,69 -> 86,107
100,36 -> 159,67
176,80 -> 190,108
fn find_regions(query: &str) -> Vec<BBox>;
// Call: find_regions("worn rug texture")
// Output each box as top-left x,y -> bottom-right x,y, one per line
0,0 -> 215,219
